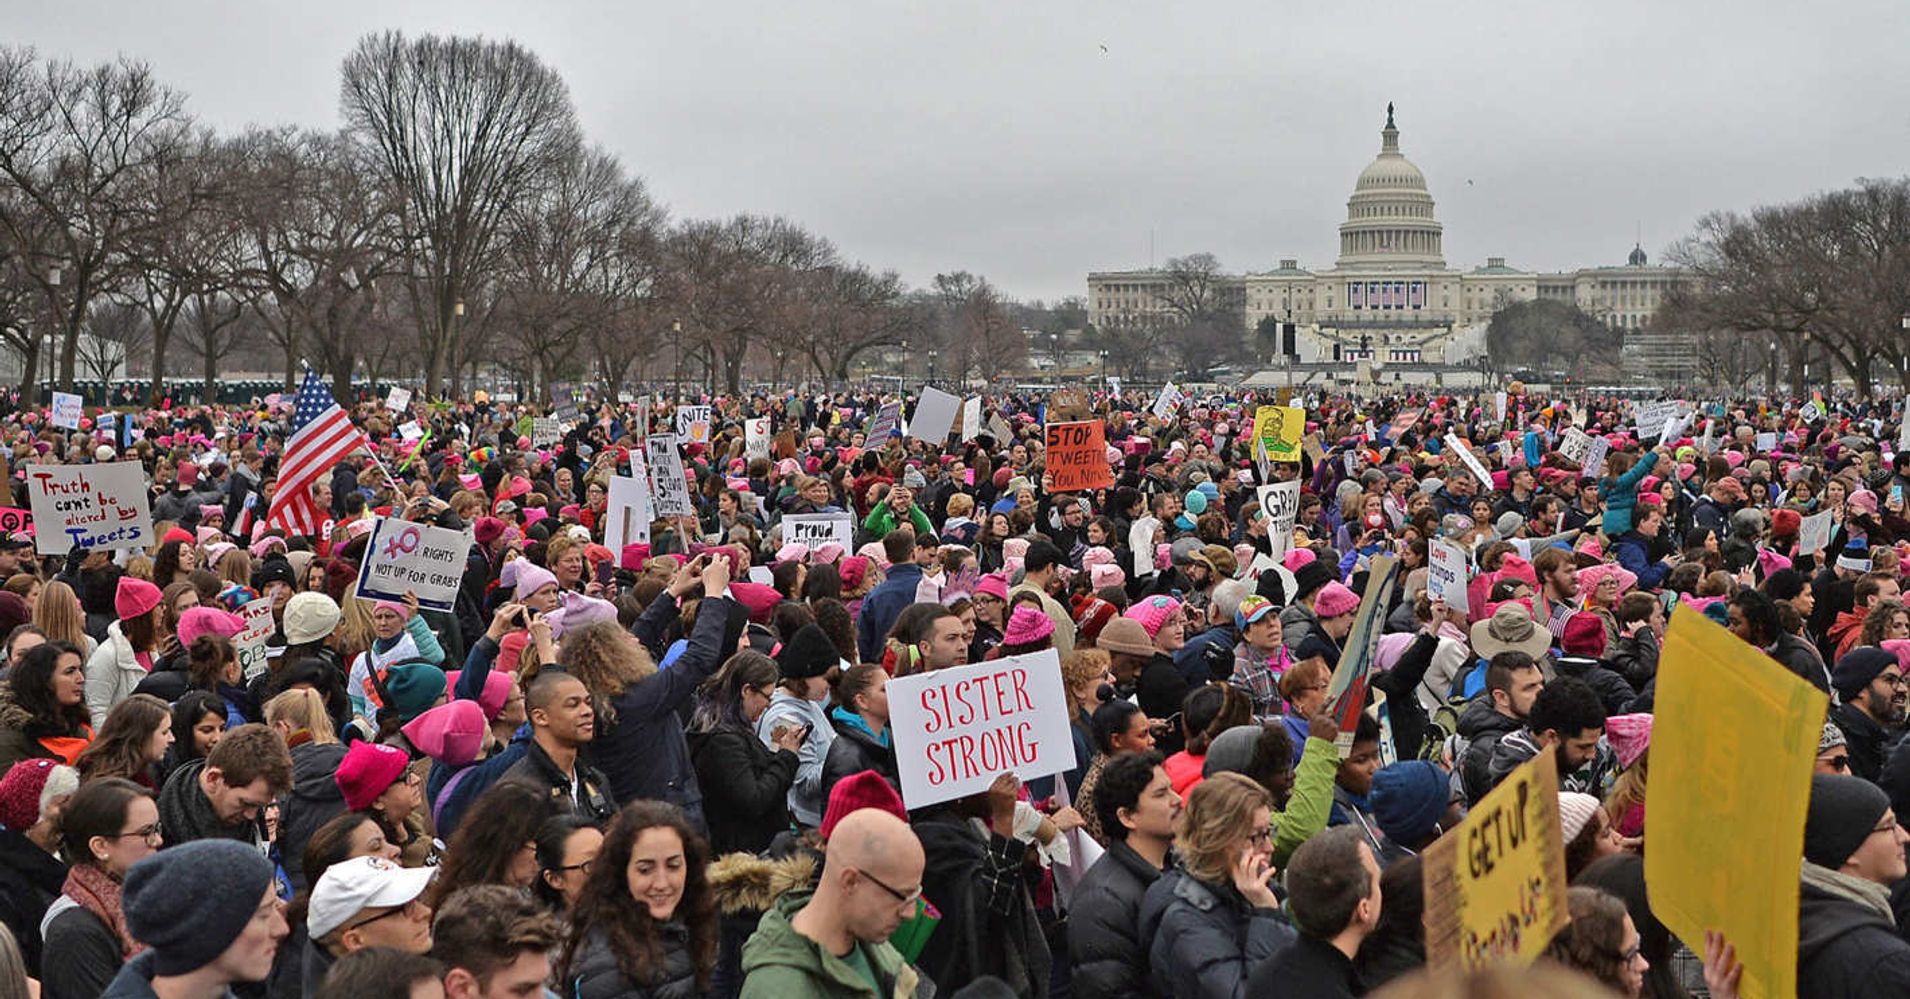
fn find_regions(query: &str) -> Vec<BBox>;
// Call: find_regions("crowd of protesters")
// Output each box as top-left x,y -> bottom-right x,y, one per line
0,378 -> 1903,998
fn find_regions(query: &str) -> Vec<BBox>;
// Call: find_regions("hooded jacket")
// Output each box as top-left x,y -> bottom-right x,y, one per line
1067,840 -> 1166,999
709,852 -> 818,999
820,710 -> 896,803
1828,608 -> 1869,662
83,621 -> 147,724
1456,698 -> 1522,805
757,691 -> 837,828
277,741 -> 348,894
736,889 -> 931,999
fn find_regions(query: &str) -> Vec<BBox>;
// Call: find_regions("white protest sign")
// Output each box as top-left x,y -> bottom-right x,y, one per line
868,401 -> 902,443
26,461 -> 153,555
744,417 -> 772,459
1256,480 -> 1302,559
1151,382 -> 1183,420
1428,538 -> 1470,613
783,512 -> 854,551
674,405 -> 712,445
747,566 -> 775,586
353,517 -> 466,612
1899,407 -> 1910,453
531,417 -> 564,448
1442,434 -> 1493,489
386,386 -> 412,412
645,436 -> 695,518
235,598 -> 276,681
1754,432 -> 1777,453
1634,401 -> 1682,439
1557,428 -> 1595,467
49,392 -> 82,430
910,386 -> 962,443
1129,515 -> 1160,578
603,475 -> 653,553
1107,376 -> 1123,396
961,397 -> 983,441
1798,511 -> 1833,555
1583,436 -> 1613,478
1493,391 -> 1508,424
887,648 -> 1077,809
398,421 -> 424,443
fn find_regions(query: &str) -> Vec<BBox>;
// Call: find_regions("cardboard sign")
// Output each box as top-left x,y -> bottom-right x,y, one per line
49,392 -> 82,430
397,421 -> 424,443
385,387 -> 412,412
26,461 -> 153,555
1582,436 -> 1612,478
1151,382 -> 1183,420
1634,400 -> 1681,438
868,401 -> 902,443
1754,431 -> 1777,453
961,397 -> 983,441
1256,480 -> 1301,560
783,512 -> 854,551
353,516 -> 466,612
985,412 -> 1012,446
603,475 -> 653,554
675,405 -> 712,446
1323,554 -> 1399,751
1557,428 -> 1594,467
745,417 -> 772,459
0,506 -> 33,538
235,598 -> 276,682
1044,421 -> 1113,491
1797,511 -> 1833,555
531,417 -> 564,448
1128,515 -> 1160,579
887,649 -> 1077,809
1427,539 -> 1470,613
1422,753 -> 1569,972
1253,405 -> 1305,463
1442,433 -> 1493,489
910,387 -> 962,443
645,436 -> 695,518
1645,608 -> 1825,999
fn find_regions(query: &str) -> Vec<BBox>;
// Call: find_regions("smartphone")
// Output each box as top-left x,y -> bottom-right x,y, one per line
595,561 -> 615,587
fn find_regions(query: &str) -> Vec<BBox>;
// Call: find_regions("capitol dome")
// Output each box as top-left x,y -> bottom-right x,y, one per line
1337,104 -> 1445,269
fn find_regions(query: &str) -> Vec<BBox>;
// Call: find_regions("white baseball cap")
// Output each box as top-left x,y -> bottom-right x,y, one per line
306,856 -> 435,939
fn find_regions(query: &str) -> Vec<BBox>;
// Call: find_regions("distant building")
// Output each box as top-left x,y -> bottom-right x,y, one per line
1088,105 -> 1690,372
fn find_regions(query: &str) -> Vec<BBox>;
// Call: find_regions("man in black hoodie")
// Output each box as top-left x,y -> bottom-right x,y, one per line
1796,774 -> 1910,996
1457,652 -> 1544,806
915,772 -> 1050,998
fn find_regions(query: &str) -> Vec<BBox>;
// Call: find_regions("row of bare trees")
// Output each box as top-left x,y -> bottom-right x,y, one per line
1664,177 -> 1910,397
0,33 -> 1057,405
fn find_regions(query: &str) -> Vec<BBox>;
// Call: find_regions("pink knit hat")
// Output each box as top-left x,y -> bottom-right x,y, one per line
1604,713 -> 1653,770
1003,605 -> 1055,645
1313,581 -> 1360,619
1283,548 -> 1316,573
334,741 -> 410,811
1089,564 -> 1125,591
115,577 -> 163,622
974,572 -> 1009,602
1124,594 -> 1182,638
402,700 -> 487,768
443,670 -> 512,721
176,606 -> 244,650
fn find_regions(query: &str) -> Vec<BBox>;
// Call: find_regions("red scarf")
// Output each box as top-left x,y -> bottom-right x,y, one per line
63,864 -> 145,959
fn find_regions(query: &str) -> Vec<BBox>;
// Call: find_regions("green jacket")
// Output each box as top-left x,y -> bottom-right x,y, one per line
860,502 -> 934,542
1272,736 -> 1340,868
739,890 -> 932,999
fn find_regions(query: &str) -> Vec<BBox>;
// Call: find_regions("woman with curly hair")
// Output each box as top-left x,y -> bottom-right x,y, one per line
1541,885 -> 1652,998
558,801 -> 717,999
0,641 -> 91,771
426,781 -> 559,911
150,539 -> 197,588
72,694 -> 171,789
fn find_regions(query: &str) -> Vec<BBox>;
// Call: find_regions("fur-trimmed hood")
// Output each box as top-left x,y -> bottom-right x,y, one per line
0,685 -> 32,730
706,852 -> 817,916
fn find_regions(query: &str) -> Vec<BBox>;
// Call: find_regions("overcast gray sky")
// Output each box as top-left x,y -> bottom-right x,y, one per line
10,0 -> 1908,302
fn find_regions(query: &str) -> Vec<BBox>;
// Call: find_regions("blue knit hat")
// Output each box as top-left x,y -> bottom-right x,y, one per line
1369,760 -> 1450,845
123,840 -> 276,976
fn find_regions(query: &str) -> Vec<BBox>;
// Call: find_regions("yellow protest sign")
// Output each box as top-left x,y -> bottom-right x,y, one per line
1253,405 -> 1305,463
1421,753 -> 1567,972
1644,607 -> 1825,999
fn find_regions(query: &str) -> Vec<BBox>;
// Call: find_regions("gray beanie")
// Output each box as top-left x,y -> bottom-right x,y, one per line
1202,725 -> 1267,779
123,839 -> 277,976
1804,773 -> 1890,869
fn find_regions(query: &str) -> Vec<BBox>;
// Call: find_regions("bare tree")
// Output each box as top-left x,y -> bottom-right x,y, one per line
662,215 -> 833,394
0,48 -> 191,399
793,264 -> 919,381
77,299 -> 149,390
1153,253 -> 1247,378
340,31 -> 582,396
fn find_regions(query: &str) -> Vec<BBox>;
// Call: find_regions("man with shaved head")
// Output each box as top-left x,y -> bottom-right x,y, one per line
738,807 -> 933,997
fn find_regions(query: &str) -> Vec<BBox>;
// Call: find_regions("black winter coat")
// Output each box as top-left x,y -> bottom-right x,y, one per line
819,718 -> 896,804
278,742 -> 347,894
1551,656 -> 1637,718
1796,883 -> 1910,997
914,809 -> 1050,998
42,903 -> 123,999
687,724 -> 798,856
589,593 -> 735,832
565,923 -> 704,999
1831,702 -> 1890,783
1135,655 -> 1190,756
1247,935 -> 1364,999
0,826 -> 64,976
1455,699 -> 1520,806
1137,869 -> 1294,999
1067,841 -> 1165,999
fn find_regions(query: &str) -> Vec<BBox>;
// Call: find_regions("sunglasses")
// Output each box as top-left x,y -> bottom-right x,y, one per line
1826,754 -> 1851,772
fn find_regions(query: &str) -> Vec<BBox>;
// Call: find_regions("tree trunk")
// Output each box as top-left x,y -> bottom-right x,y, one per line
17,342 -> 39,404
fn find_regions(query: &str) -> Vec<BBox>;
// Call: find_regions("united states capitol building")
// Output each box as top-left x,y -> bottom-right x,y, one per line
1086,105 -> 1692,383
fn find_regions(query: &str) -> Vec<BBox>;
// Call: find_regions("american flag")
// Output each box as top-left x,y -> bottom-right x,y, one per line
264,370 -> 371,537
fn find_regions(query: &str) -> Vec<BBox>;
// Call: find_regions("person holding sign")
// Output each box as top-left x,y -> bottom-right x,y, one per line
1137,772 -> 1295,999
914,772 -> 1051,998
345,593 -> 445,719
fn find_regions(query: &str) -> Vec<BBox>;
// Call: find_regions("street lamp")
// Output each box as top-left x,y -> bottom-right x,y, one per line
671,320 -> 682,405
927,349 -> 938,386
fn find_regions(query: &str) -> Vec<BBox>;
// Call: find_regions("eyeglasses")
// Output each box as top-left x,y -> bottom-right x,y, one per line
1247,826 -> 1275,848
1824,754 -> 1851,772
1882,673 -> 1908,688
1616,942 -> 1642,964
344,898 -> 426,933
855,868 -> 923,905
110,824 -> 162,844
1873,818 -> 1903,836
557,858 -> 594,875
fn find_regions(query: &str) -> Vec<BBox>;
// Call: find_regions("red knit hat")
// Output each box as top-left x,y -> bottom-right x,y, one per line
1561,612 -> 1608,658
0,758 -> 71,832
820,770 -> 908,839
333,741 -> 410,812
